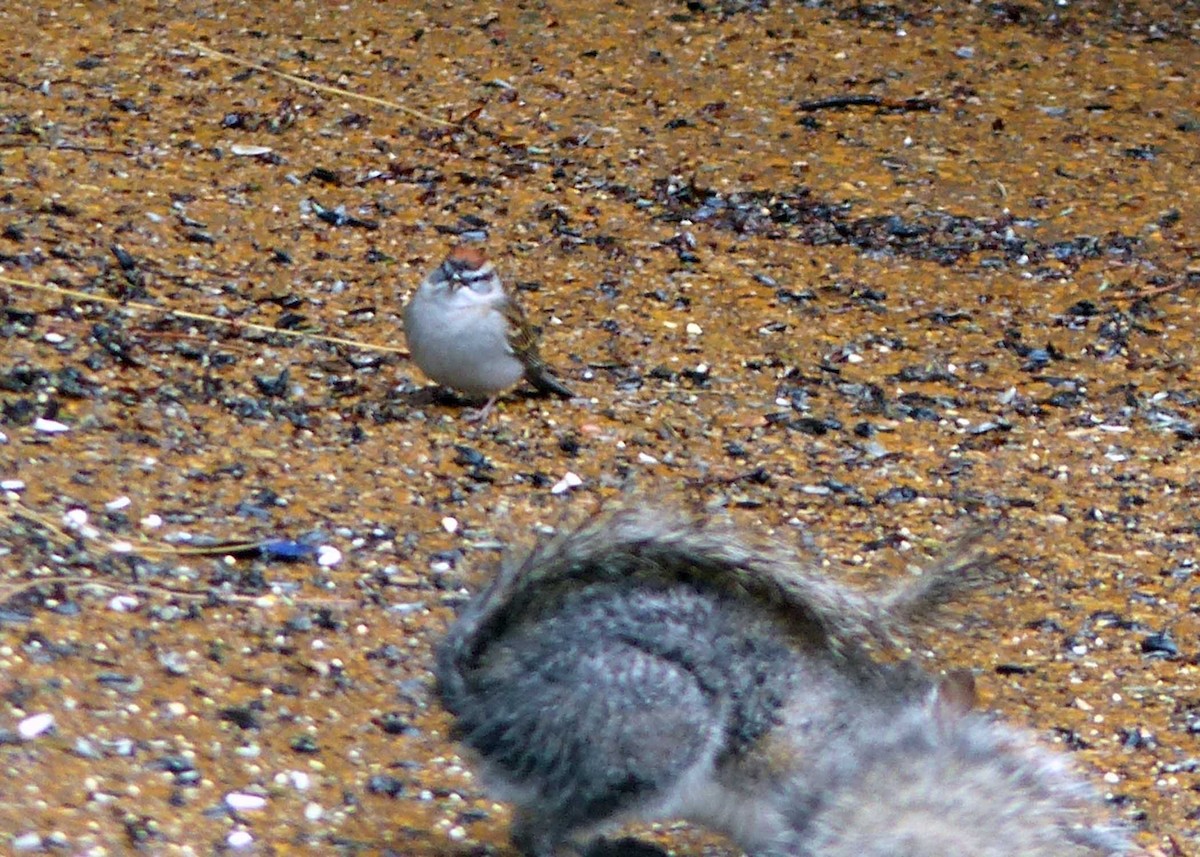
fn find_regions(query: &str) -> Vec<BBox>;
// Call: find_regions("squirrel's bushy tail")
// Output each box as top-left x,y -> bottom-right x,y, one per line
436,506 -> 996,712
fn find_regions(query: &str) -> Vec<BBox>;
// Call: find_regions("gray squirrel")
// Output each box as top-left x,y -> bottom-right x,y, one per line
434,507 -> 1130,857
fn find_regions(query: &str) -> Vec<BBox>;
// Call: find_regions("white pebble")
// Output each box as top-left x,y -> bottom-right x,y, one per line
63,508 -> 89,528
110,541 -> 133,554
303,802 -> 323,821
287,770 -> 311,790
11,832 -> 42,850
316,545 -> 342,567
44,332 -> 65,344
140,514 -> 163,529
18,712 -> 55,740
34,417 -> 70,433
0,479 -> 25,491
637,453 -> 659,465
105,496 -> 132,511
108,595 -> 140,613
550,471 -> 583,495
441,516 -> 459,534
685,322 -> 702,335
225,792 -> 268,811
226,830 -> 254,849
230,143 -> 273,156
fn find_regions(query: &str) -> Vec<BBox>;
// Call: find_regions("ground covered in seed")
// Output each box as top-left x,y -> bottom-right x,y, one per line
1,1 -> 1198,855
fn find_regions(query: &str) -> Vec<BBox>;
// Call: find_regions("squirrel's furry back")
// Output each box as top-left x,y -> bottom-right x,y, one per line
431,505 -> 1133,857
433,505 -> 1009,856
787,700 -> 1132,856
437,504 -> 994,711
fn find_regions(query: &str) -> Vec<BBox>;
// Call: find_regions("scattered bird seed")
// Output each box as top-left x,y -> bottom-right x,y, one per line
73,737 -> 103,759
108,595 -> 140,613
367,774 -> 406,797
11,833 -> 42,851
33,417 -> 70,433
1141,632 -> 1178,658
226,830 -> 254,849
18,712 -> 55,740
225,792 -> 267,811
550,471 -> 583,495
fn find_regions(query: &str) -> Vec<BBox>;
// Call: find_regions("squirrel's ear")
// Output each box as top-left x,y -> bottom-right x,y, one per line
931,668 -> 978,722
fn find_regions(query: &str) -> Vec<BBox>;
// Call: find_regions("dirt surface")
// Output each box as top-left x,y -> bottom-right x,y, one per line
2,1 -> 1198,854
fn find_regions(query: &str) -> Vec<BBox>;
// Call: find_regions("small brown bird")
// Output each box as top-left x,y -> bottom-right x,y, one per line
402,247 -> 574,421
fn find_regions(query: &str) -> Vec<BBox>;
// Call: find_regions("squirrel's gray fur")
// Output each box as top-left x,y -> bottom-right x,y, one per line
434,506 -> 1128,857
777,696 -> 1131,857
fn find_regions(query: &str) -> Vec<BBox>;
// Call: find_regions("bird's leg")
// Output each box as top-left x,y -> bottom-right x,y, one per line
464,395 -> 500,423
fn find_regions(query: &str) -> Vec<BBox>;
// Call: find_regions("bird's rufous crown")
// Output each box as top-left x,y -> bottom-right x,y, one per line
446,245 -> 488,270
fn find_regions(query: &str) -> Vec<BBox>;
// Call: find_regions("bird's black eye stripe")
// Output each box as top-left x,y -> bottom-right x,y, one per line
459,266 -> 490,282
437,259 -> 492,290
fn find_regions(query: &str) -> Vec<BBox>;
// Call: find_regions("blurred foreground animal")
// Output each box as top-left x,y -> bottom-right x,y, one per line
434,507 -> 1129,856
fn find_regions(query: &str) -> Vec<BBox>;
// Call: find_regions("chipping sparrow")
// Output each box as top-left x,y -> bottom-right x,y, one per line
403,246 -> 574,421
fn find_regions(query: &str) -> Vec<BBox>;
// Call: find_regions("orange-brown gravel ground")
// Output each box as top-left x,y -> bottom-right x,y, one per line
1,1 -> 1198,855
